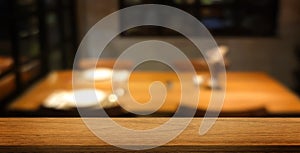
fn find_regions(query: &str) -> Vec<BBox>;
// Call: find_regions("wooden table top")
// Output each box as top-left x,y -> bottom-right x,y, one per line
8,71 -> 300,115
0,118 -> 299,152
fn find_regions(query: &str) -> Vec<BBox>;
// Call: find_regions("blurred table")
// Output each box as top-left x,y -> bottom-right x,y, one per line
8,71 -> 300,115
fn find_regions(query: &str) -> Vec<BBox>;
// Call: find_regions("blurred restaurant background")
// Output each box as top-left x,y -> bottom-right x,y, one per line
0,0 -> 300,117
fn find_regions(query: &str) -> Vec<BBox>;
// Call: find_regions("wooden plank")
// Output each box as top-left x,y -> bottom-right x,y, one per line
1,146 -> 299,152
0,118 -> 299,152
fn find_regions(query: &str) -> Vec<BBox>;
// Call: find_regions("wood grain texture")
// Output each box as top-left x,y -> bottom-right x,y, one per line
8,71 -> 300,115
0,118 -> 299,152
